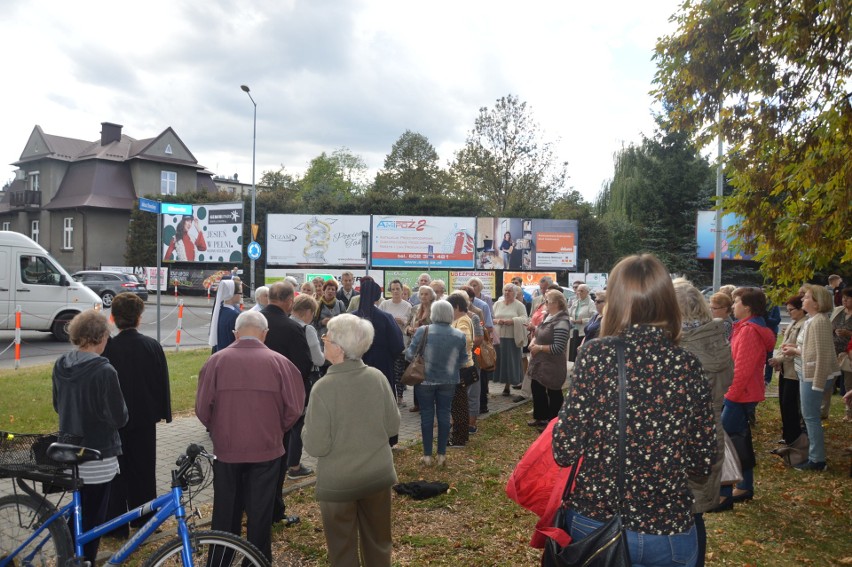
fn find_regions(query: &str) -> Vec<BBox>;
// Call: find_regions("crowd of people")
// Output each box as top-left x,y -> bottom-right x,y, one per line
47,266 -> 851,566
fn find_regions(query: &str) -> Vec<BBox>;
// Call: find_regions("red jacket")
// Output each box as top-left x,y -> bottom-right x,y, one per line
726,317 -> 776,403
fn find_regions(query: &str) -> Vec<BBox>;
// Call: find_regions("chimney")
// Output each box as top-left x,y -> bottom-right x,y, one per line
100,122 -> 123,145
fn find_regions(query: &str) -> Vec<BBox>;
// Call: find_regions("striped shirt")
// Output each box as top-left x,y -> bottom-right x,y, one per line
78,456 -> 120,485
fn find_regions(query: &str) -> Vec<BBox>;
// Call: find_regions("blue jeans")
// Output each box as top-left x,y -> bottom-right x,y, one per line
416,383 -> 455,456
566,510 -> 698,567
721,399 -> 755,492
798,372 -> 834,463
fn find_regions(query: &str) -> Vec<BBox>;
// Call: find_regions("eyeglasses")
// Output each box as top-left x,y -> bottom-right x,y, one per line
709,305 -> 725,311
595,300 -> 605,304
321,335 -> 338,348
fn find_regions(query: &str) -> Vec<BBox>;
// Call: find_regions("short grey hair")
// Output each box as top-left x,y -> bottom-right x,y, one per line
576,284 -> 590,294
417,285 -> 436,301
284,276 -> 299,288
540,276 -> 553,285
254,286 -> 269,301
326,314 -> 374,360
430,300 -> 454,324
467,277 -> 483,288
235,310 -> 268,332
418,273 -> 432,283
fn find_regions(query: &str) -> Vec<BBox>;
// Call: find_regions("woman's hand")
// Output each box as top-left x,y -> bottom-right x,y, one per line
781,344 -> 799,357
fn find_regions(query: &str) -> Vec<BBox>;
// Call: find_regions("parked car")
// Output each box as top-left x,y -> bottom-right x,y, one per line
72,271 -> 148,307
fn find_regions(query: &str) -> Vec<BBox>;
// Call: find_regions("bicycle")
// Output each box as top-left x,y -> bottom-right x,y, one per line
0,431 -> 270,566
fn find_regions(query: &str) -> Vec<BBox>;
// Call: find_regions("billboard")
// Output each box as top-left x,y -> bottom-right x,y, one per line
371,216 -> 476,269
696,211 -> 755,260
264,269 -> 385,291
475,217 -> 578,270
162,202 -> 244,263
266,214 -> 370,266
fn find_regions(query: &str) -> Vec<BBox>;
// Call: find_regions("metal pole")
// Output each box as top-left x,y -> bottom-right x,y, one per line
156,200 -> 162,342
240,85 -> 257,298
712,133 -> 723,291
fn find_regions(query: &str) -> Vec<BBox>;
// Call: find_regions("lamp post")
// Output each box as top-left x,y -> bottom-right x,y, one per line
240,84 -> 257,297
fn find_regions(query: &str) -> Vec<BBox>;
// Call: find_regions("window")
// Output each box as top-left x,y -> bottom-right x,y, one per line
63,217 -> 74,249
28,171 -> 40,192
164,144 -> 173,155
20,255 -> 61,285
160,171 -> 177,195
31,220 -> 39,243
1,222 -> 9,231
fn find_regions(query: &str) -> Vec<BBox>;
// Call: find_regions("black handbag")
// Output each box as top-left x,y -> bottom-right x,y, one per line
542,339 -> 632,567
461,365 -> 479,386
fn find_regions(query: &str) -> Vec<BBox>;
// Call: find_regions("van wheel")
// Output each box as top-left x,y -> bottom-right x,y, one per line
101,291 -> 116,308
51,315 -> 73,342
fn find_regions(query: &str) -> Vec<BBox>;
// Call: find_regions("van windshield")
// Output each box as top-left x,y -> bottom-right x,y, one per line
20,255 -> 62,285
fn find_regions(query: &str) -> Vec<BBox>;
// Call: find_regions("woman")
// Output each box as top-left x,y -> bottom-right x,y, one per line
406,300 -> 468,466
402,284 -> 412,303
208,279 -> 241,353
380,279 -> 414,405
830,288 -> 852,421
582,290 -> 606,343
709,292 -> 735,342
103,293 -> 172,538
673,279 -> 733,564
493,283 -> 528,396
302,314 -> 400,567
447,293 -> 475,447
52,310 -> 128,564
312,277 -> 326,301
567,284 -> 595,361
300,281 -> 315,297
405,286 -> 436,412
552,254 -> 716,567
768,295 -> 807,444
314,279 -> 345,338
723,287 -> 776,503
163,215 -> 207,262
461,286 -> 485,434
499,231 -> 514,268
527,289 -> 571,425
781,285 -> 840,471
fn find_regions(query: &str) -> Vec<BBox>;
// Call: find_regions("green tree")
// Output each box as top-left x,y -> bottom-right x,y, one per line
297,149 -> 366,212
450,95 -> 568,216
653,0 -> 852,290
372,130 -> 449,199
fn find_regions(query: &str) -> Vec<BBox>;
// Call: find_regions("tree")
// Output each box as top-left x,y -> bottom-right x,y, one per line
450,95 -> 568,216
653,0 -> 852,291
296,148 -> 367,211
372,130 -> 449,199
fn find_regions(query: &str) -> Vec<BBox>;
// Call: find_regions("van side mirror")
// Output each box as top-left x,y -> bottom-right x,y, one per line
59,274 -> 68,286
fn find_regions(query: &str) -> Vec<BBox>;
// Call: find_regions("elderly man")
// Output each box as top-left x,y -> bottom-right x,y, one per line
409,273 -> 432,306
195,310 -> 305,561
336,271 -> 360,309
430,279 -> 447,301
250,286 -> 270,312
531,276 -> 553,312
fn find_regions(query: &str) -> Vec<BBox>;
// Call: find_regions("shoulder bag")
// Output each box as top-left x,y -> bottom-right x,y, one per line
542,338 -> 632,567
476,327 -> 497,371
401,326 -> 429,386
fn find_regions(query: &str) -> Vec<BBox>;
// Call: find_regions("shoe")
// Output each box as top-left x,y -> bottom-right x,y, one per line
776,439 -> 787,445
436,454 -> 446,467
397,399 -> 408,408
469,426 -> 478,434
502,390 -> 511,397
511,384 -> 522,390
479,408 -> 489,414
793,460 -> 827,472
287,465 -> 314,479
447,441 -> 465,448
273,515 -> 301,526
512,395 -> 527,403
409,406 -> 420,412
731,489 -> 754,502
420,455 -> 432,466
706,497 -> 733,513
527,419 -> 548,427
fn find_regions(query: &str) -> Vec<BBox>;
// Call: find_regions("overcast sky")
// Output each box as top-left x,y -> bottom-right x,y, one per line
0,0 -> 683,204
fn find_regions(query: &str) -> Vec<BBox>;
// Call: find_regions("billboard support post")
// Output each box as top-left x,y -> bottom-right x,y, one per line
156,200 -> 162,342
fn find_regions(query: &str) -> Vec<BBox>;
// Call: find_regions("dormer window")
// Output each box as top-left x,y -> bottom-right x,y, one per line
165,144 -> 173,155
28,171 -> 40,192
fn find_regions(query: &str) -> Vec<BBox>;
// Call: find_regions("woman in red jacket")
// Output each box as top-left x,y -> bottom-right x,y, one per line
163,215 -> 207,261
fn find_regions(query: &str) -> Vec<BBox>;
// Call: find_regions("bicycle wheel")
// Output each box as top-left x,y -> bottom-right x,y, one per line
143,530 -> 270,567
0,493 -> 73,567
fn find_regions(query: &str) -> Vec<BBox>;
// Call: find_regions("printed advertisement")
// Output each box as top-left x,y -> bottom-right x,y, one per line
382,270 -> 450,298
266,214 -> 370,266
167,267 -> 235,294
144,267 -> 169,291
372,216 -> 476,268
449,271 -> 497,298
265,269 -> 385,292
476,217 -> 578,270
162,202 -> 244,263
696,211 -> 755,260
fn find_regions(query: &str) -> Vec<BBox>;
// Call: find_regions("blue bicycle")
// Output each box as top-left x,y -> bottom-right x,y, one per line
0,432 -> 269,566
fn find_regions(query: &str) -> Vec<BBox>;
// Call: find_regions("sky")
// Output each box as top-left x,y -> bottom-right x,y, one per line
0,0 -> 683,204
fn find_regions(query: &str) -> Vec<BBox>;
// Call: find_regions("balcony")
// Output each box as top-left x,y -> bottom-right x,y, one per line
10,190 -> 41,208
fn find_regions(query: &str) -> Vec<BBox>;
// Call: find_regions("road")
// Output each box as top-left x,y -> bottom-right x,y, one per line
0,296 -> 223,370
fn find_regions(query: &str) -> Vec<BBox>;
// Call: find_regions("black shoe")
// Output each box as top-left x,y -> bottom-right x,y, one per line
731,489 -> 754,502
501,390 -> 511,397
707,497 -> 733,513
512,395 -> 527,403
274,515 -> 300,526
479,408 -> 489,414
511,384 -> 522,390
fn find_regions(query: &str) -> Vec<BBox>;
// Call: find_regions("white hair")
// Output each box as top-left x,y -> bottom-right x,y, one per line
430,300 -> 454,324
326,314 -> 375,360
235,310 -> 268,332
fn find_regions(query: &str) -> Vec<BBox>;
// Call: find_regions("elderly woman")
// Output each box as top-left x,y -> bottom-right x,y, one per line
405,285 -> 437,413
53,310 -> 128,564
553,255 -> 716,566
781,285 -> 840,471
768,295 -> 808,445
312,276 -> 326,301
407,300 -> 469,466
709,292 -> 735,342
567,284 -> 595,361
314,279 -> 345,338
527,289 -> 571,426
209,279 -> 242,353
447,292 -> 475,447
103,293 -> 171,538
582,290 -> 606,343
673,279 -> 733,562
250,286 -> 270,312
300,281 -> 315,297
460,286 -> 485,433
493,283 -> 528,396
303,314 -> 400,567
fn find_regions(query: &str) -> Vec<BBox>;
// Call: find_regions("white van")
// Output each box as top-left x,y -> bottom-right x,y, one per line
0,232 -> 102,341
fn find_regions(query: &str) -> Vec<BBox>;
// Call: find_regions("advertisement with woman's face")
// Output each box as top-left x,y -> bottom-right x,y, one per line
162,202 -> 244,263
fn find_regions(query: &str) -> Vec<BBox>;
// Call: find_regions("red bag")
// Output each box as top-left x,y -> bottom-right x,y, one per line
505,418 -> 580,548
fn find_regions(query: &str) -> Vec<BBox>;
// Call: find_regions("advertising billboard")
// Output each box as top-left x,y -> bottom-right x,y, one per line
266,214 -> 370,266
371,216 -> 476,268
696,211 -> 755,260
162,202 -> 244,263
475,217 -> 578,270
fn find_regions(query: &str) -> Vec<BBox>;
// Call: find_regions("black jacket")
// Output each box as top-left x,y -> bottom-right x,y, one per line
261,304 -> 312,379
52,351 -> 128,457
336,287 -> 359,310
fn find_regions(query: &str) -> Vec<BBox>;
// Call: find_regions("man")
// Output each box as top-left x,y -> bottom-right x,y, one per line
568,280 -> 584,309
409,273 -> 432,306
261,282 -> 313,524
196,311 -> 304,561
250,286 -> 269,312
530,276 -> 553,312
430,279 -> 446,300
468,277 -> 495,414
512,276 -> 533,308
336,271 -> 359,309
828,275 -> 845,307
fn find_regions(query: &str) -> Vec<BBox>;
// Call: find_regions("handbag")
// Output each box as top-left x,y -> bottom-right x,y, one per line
401,326 -> 429,386
461,365 -> 479,386
838,351 -> 852,373
542,338 -> 631,567
720,430 -> 743,485
476,328 -> 497,371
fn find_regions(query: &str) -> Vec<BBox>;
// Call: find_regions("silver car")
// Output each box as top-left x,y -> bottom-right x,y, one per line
71,271 -> 148,308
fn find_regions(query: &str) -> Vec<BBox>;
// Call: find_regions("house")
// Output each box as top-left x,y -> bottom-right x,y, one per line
0,122 -> 216,272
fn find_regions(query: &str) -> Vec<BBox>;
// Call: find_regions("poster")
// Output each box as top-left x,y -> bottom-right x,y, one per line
449,271 -> 497,298
476,217 -> 578,270
264,269 -> 384,292
696,211 -> 755,260
266,214 -> 370,266
371,216 -> 476,268
382,270 -> 450,297
162,202 -> 244,263
167,267 -> 235,293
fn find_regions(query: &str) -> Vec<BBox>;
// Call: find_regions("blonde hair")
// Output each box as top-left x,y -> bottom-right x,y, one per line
805,284 -> 834,313
673,278 -> 712,324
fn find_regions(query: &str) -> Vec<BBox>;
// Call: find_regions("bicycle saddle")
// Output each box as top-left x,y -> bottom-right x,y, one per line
46,443 -> 102,464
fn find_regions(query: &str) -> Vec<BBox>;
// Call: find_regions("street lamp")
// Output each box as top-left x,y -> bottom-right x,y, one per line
240,84 -> 257,298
